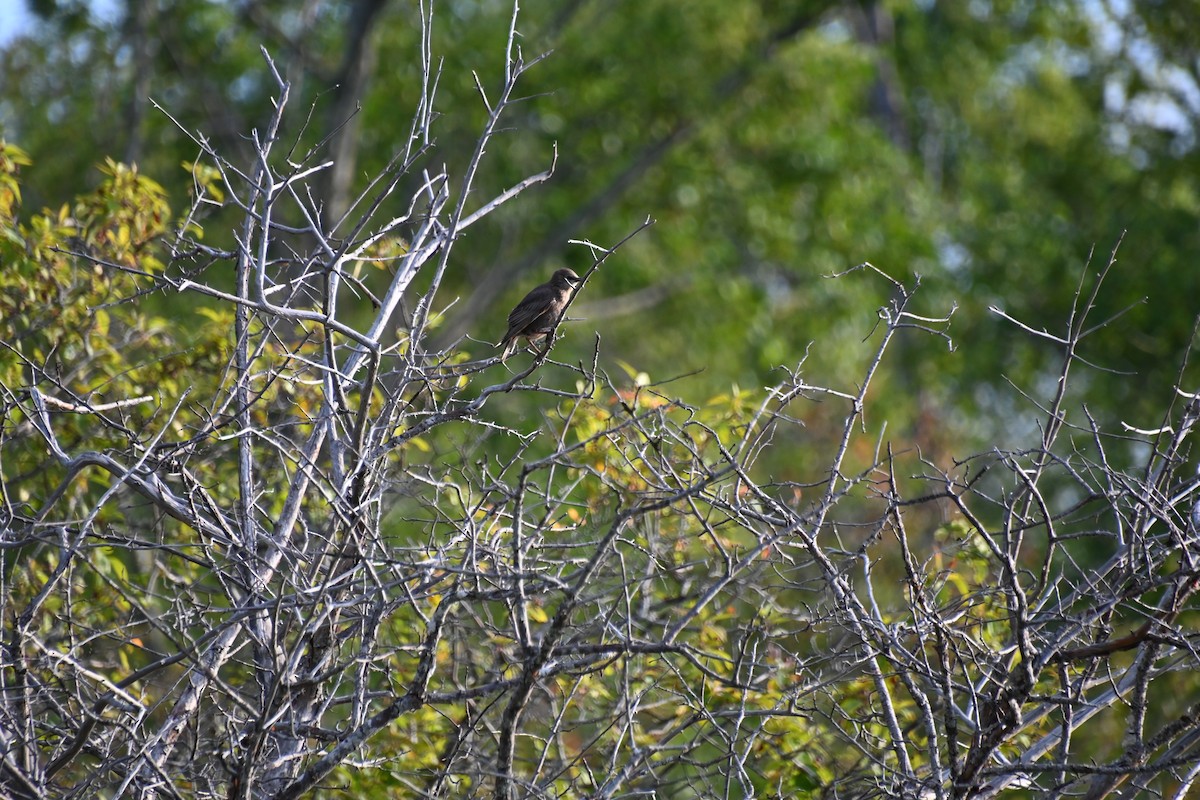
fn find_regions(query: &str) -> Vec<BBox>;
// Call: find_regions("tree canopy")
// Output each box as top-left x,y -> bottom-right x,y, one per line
5,0 -> 1199,441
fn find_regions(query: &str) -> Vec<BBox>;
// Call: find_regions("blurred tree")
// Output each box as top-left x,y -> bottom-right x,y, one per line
1,0 -> 1197,464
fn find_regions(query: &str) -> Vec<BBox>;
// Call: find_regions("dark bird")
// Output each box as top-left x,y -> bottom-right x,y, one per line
499,268 -> 582,361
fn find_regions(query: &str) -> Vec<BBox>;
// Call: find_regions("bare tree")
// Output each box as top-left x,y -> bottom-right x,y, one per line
3,5 -> 1200,800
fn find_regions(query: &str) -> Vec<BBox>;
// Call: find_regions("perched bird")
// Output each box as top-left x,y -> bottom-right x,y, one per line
499,268 -> 582,361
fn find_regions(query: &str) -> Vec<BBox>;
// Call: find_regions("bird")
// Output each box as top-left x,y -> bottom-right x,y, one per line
499,268 -> 582,361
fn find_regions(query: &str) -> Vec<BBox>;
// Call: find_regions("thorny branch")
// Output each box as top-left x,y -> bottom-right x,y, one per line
2,8 -> 1200,800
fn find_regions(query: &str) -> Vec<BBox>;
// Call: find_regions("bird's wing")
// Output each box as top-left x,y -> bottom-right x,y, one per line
503,285 -> 555,341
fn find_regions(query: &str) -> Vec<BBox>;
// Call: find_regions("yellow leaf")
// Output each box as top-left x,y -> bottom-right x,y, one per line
92,309 -> 109,337
196,307 -> 232,323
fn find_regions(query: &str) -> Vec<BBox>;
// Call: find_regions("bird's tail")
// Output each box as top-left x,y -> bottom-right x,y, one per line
499,337 -> 517,362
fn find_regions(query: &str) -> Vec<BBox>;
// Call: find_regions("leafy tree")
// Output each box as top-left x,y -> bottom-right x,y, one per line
4,1 -> 1199,461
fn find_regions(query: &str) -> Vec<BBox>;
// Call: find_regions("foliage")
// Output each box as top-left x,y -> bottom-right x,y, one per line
2,3 -> 1200,800
3,0 -> 1199,464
